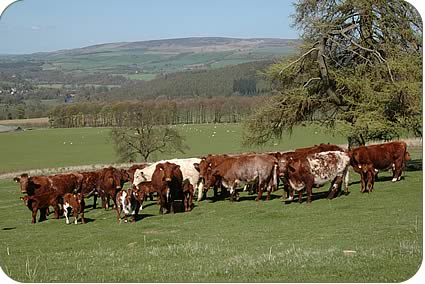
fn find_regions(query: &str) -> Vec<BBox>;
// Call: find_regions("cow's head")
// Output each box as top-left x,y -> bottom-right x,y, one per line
119,169 -> 131,183
133,169 -> 148,188
287,159 -> 302,175
156,162 -> 180,182
14,173 -> 30,194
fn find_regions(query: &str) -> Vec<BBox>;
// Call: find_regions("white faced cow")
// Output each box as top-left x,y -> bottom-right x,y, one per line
132,158 -> 204,201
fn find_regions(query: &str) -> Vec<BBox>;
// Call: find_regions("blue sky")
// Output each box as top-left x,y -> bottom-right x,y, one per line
0,0 -> 300,54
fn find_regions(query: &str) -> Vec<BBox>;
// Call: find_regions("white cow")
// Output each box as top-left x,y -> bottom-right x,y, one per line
133,158 -> 204,201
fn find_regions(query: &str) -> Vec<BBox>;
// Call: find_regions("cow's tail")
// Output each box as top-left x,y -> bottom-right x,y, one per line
343,167 -> 350,194
197,179 -> 204,202
272,163 -> 278,191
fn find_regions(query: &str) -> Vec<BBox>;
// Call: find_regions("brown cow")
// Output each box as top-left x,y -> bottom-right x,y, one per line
63,193 -> 85,224
14,174 -> 50,195
79,171 -> 102,208
197,154 -> 230,200
97,167 -> 130,209
151,162 -> 184,214
204,154 -> 278,202
15,173 -> 83,219
20,192 -> 57,223
350,141 -> 411,192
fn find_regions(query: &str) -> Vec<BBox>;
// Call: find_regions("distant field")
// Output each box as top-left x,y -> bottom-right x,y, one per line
39,46 -> 296,80
0,117 -> 49,128
0,123 -> 350,174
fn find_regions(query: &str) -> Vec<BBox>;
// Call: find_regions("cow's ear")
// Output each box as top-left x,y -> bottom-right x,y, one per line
174,165 -> 180,170
156,164 -> 163,171
13,177 -> 20,183
193,163 -> 200,172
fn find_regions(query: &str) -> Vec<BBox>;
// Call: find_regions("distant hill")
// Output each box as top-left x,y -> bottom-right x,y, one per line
0,37 -> 299,86
36,37 -> 300,57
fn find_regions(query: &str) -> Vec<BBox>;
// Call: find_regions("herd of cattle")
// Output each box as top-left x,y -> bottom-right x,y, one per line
14,141 -> 411,224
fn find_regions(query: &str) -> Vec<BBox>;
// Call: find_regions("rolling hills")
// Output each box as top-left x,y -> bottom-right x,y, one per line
0,37 -> 299,84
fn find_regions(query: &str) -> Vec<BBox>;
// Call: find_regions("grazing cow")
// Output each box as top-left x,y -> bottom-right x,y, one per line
133,158 -> 203,202
205,154 -> 278,202
63,193 -> 85,224
283,151 -> 350,203
20,191 -> 57,223
116,188 -> 143,223
151,162 -> 184,214
350,141 -> 411,191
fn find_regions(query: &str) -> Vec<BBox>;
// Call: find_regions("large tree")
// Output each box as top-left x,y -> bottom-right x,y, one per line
244,0 -> 422,146
110,107 -> 188,162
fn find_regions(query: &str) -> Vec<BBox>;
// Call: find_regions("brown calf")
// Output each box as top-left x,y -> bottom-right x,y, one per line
63,193 -> 85,224
116,188 -> 143,223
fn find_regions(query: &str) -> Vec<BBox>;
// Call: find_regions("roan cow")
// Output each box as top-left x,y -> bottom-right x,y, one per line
283,150 -> 351,203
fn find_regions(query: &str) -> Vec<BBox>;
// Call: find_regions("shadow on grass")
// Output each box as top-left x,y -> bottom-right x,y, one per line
406,159 -> 422,171
135,214 -> 155,222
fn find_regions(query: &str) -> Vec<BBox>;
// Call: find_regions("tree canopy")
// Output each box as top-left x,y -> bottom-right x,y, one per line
244,0 -> 422,146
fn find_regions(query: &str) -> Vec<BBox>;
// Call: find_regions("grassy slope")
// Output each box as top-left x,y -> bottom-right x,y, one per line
0,123 -> 348,173
0,169 -> 422,282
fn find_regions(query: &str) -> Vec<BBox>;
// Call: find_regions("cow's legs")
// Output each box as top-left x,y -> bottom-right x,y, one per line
73,207 -> 79,224
255,179 -> 265,201
63,204 -> 70,224
117,205 -> 122,223
328,176 -> 342,199
305,178 -> 314,203
39,208 -> 47,222
393,160 -> 404,182
80,206 -> 85,224
32,208 -> 38,224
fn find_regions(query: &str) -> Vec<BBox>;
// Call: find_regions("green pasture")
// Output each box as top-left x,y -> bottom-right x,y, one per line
0,123 -> 349,173
0,123 -> 422,282
40,47 -> 295,78
0,167 -> 422,282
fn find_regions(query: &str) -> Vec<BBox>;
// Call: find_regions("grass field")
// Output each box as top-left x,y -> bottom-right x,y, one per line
0,123 -> 422,282
0,123 -> 349,174
0,169 -> 422,282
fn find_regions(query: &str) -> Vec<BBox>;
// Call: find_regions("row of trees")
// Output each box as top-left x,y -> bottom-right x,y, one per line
49,96 -> 266,128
